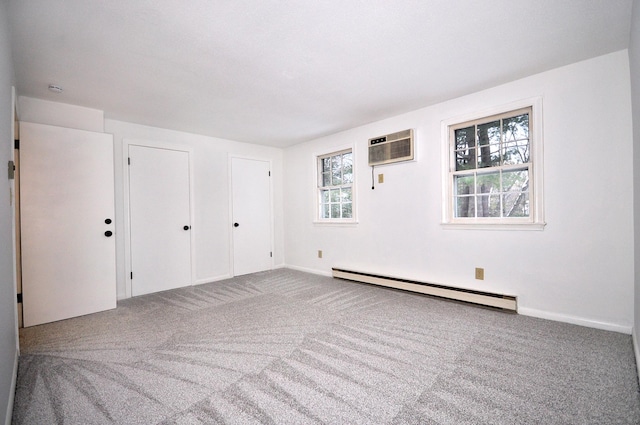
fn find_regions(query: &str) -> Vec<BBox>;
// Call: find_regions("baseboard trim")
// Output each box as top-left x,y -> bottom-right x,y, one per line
519,307 -> 632,334
633,329 -> 640,387
284,265 -> 332,277
194,274 -> 232,286
4,349 -> 17,425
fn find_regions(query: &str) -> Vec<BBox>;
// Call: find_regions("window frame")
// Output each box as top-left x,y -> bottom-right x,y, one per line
441,97 -> 545,230
314,147 -> 357,225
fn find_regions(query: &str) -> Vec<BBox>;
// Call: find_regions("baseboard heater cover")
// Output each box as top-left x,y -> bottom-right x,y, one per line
332,268 -> 517,311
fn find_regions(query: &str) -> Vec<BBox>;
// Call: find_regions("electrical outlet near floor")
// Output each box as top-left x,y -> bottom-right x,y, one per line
318,250 -> 323,259
475,267 -> 484,280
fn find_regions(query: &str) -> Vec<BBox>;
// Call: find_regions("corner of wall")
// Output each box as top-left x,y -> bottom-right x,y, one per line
633,328 -> 640,385
3,350 -> 17,425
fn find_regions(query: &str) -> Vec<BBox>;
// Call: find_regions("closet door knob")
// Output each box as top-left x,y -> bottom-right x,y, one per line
233,223 -> 239,227
183,225 -> 190,231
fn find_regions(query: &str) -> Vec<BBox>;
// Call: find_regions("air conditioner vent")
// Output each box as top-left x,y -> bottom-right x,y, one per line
368,129 -> 414,166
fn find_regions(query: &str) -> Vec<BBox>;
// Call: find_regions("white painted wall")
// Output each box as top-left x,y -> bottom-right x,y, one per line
17,96 -> 104,132
284,50 -> 634,333
105,120 -> 284,299
629,0 -> 640,368
0,0 -> 18,422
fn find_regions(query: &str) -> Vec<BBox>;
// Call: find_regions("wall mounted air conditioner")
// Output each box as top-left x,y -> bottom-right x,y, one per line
368,129 -> 414,166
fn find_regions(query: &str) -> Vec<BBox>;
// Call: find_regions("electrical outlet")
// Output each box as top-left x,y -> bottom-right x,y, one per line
378,173 -> 384,184
318,250 -> 323,259
475,267 -> 484,280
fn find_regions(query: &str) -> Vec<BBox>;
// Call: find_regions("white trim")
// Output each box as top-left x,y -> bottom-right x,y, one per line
633,329 -> 640,385
441,97 -> 545,228
518,307 -> 632,334
122,138 -> 196,298
285,264 -> 333,277
4,350 -> 17,425
441,222 -> 545,231
195,274 -> 233,286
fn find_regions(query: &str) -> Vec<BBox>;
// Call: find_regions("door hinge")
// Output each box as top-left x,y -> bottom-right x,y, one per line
128,157 -> 131,165
270,251 -> 273,258
17,293 -> 22,303
130,272 -> 133,279
268,171 -> 271,177
8,161 -> 15,180
14,139 -> 19,149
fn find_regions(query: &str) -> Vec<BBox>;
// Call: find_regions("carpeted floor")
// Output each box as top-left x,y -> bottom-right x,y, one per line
12,269 -> 640,424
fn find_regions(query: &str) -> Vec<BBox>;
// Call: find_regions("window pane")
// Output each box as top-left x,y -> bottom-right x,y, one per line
455,126 -> 476,171
341,187 -> 352,202
455,196 -> 475,217
330,203 -> 340,218
321,204 -> 330,219
477,143 -> 500,168
343,153 -> 353,183
321,157 -> 331,173
456,148 -> 476,171
342,202 -> 352,218
502,169 -> 529,192
502,140 -> 529,165
331,169 -> 342,186
477,121 -> 500,145
320,189 -> 330,204
322,171 -> 331,187
476,172 -> 500,194
330,189 -> 340,202
503,191 -> 529,217
455,175 -> 475,195
477,194 -> 501,217
503,113 -> 529,142
455,126 -> 476,150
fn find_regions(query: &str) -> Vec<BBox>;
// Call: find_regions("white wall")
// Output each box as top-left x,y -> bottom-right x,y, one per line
284,50 -> 634,333
18,96 -> 104,132
16,101 -> 285,301
105,120 -> 284,299
629,0 -> 640,367
0,0 -> 18,422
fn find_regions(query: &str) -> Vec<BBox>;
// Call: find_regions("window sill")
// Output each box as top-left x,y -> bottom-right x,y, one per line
313,220 -> 359,227
440,221 -> 546,231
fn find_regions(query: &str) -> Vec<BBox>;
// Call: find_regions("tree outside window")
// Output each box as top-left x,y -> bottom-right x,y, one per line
450,107 -> 538,223
317,149 -> 353,220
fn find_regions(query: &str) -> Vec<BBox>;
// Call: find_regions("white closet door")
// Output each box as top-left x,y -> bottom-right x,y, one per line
21,122 -> 116,327
129,145 -> 192,296
231,157 -> 272,276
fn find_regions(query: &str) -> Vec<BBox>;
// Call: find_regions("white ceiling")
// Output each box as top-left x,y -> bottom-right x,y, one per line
7,0 -> 634,148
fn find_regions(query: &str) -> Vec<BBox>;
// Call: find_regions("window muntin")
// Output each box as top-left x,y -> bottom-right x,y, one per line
317,149 -> 353,220
450,107 -> 533,221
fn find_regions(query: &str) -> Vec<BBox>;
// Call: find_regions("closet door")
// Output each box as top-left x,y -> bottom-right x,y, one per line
20,122 -> 116,327
128,145 -> 192,296
231,157 -> 272,276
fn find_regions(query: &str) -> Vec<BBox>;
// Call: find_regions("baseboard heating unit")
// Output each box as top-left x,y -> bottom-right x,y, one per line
332,268 -> 517,312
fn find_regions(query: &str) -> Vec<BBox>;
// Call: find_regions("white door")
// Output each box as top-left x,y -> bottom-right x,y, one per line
129,145 -> 192,296
231,158 -> 272,276
20,122 -> 116,327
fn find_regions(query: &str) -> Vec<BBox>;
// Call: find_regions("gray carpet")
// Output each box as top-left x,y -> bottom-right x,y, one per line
12,269 -> 640,424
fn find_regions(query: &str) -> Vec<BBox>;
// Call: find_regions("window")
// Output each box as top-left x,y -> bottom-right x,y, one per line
317,149 -> 354,222
443,99 -> 544,229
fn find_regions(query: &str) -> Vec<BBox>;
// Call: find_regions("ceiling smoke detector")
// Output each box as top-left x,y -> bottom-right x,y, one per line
48,84 -> 63,93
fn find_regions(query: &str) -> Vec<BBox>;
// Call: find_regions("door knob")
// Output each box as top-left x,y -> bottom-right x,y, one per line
183,225 -> 190,231
233,223 -> 239,227
104,230 -> 113,237
105,218 -> 112,224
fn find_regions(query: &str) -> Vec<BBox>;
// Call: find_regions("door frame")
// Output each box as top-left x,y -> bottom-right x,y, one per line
123,139 -> 196,298
228,155 -> 275,277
